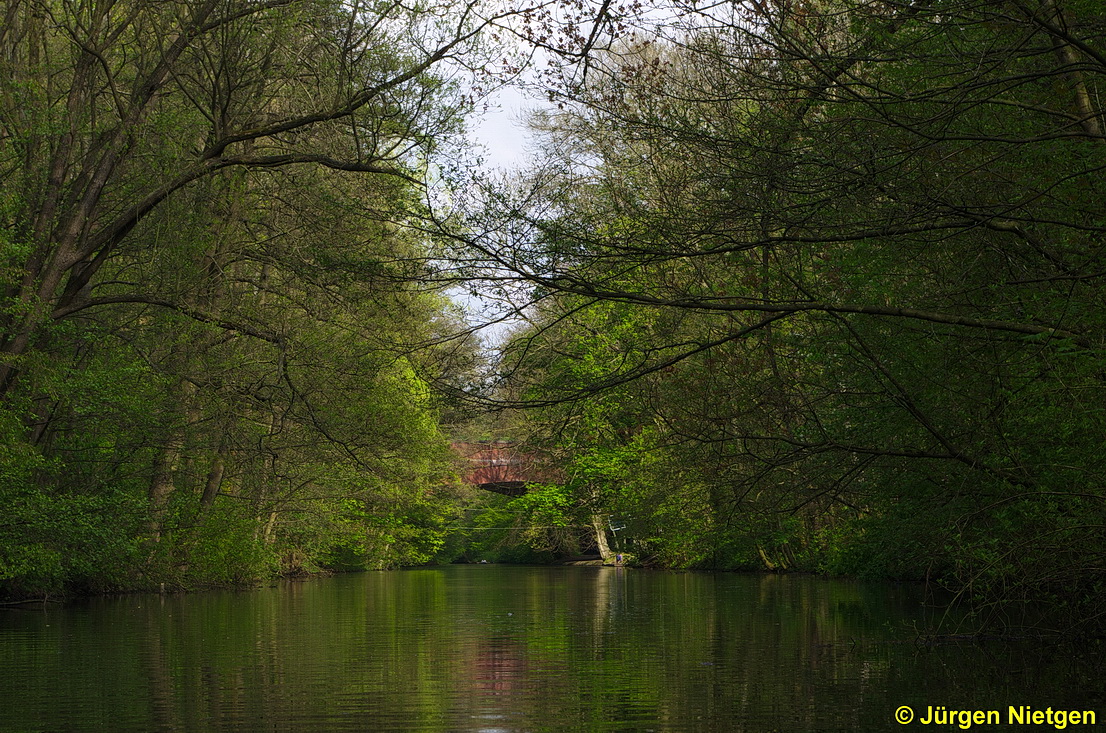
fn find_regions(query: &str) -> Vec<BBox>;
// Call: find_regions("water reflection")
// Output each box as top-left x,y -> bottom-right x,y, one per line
0,566 -> 1103,731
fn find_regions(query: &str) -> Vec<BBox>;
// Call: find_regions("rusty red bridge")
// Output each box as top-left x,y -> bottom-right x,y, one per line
453,441 -> 557,496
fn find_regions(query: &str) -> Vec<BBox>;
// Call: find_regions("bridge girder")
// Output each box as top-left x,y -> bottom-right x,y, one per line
476,481 -> 528,497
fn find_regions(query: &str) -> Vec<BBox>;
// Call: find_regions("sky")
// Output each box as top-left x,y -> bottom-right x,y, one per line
469,82 -> 538,171
449,82 -> 543,348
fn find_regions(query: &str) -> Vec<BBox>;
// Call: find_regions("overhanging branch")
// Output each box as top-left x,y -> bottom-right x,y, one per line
52,295 -> 283,344
535,276 -> 1096,347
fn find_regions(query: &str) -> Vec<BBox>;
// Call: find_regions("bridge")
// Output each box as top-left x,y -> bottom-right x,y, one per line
452,441 -> 618,563
453,441 -> 556,496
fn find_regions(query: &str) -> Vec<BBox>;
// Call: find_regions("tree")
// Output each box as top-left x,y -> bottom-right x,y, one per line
445,0 -> 1106,631
0,0 -> 505,594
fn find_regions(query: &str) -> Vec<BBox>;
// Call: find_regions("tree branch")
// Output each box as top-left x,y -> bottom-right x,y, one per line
52,295 -> 283,344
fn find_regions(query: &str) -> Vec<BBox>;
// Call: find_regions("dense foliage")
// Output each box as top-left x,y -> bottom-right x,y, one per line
4,0 -> 1106,636
448,0 -> 1106,633
0,0 -> 496,596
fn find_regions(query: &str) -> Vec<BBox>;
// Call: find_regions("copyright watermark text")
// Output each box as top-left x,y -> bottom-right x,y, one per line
894,705 -> 1096,729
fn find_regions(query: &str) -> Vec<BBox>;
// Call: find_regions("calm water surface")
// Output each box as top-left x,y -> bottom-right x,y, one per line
1,566 -> 1103,731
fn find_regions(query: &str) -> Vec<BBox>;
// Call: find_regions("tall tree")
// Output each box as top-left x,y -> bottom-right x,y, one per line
0,0 -> 502,594
447,0 -> 1106,631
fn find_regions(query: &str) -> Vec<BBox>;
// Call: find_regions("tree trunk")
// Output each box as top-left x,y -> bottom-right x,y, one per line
200,452 -> 226,510
592,514 -> 614,562
148,431 -> 184,541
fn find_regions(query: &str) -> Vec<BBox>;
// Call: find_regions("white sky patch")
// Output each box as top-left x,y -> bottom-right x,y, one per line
469,83 -> 539,171
445,81 -> 545,348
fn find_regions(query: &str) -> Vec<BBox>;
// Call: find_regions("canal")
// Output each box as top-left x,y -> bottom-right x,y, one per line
1,565 -> 1103,731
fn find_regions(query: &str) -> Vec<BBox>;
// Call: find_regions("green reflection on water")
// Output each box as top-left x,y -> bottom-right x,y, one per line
0,566 -> 1102,731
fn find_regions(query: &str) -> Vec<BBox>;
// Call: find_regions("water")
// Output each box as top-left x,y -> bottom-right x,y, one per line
0,566 -> 1103,731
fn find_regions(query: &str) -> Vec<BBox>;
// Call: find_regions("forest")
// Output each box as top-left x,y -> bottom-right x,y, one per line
1,0 -> 1104,634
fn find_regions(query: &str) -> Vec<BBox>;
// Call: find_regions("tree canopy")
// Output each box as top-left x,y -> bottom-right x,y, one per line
3,0 -> 1106,634
0,0 -> 509,593
442,0 -> 1106,633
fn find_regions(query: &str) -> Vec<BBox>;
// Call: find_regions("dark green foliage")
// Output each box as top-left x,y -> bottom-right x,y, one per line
465,0 -> 1106,632
440,486 -> 587,564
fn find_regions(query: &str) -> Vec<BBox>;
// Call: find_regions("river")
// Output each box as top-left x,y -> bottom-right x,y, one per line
1,565 -> 1103,731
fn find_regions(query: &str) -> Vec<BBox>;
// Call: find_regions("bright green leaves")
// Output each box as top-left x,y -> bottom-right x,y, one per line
0,0 -> 495,597
509,483 -> 574,530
